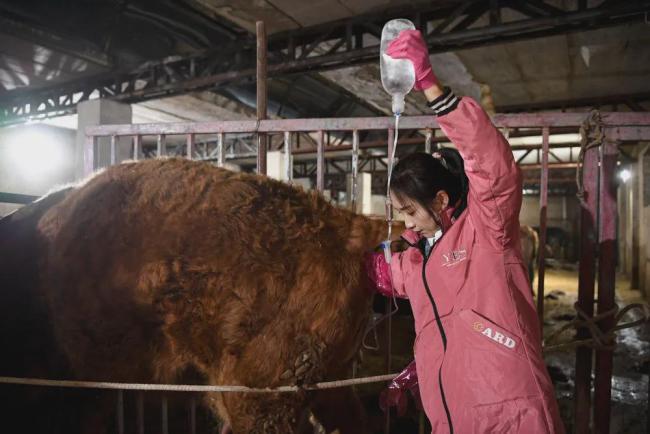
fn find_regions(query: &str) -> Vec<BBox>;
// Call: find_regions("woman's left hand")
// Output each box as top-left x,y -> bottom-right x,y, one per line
364,251 -> 394,296
379,360 -> 422,416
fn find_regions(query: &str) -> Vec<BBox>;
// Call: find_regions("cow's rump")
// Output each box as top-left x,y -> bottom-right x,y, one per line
0,158 -> 387,433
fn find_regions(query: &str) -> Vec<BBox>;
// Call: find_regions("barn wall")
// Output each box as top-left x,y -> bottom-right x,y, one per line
0,124 -> 76,217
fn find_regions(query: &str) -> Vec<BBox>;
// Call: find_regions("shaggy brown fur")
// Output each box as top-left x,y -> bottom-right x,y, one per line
1,158 -> 390,434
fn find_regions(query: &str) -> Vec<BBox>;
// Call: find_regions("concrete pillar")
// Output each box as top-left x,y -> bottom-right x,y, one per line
75,99 -> 132,179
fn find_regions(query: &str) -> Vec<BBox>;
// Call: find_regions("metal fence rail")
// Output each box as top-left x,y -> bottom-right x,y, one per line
82,110 -> 650,434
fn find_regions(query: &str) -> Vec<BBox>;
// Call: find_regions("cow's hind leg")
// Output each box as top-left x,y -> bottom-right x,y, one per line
222,392 -> 305,434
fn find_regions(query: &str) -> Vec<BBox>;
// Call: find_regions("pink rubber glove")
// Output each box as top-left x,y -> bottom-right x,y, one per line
386,29 -> 437,91
379,360 -> 422,417
364,251 -> 394,297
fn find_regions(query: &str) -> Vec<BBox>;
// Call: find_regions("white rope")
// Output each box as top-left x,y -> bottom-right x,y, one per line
0,373 -> 399,394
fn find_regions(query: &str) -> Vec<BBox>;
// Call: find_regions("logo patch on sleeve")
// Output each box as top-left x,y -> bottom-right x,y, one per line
441,249 -> 467,267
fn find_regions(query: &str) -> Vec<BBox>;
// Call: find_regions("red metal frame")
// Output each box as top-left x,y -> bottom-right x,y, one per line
594,137 -> 619,434
537,127 -> 550,331
84,110 -> 650,434
574,143 -> 599,434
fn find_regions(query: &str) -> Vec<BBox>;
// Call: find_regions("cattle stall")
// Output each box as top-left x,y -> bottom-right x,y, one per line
1,18 -> 649,434
74,110 -> 650,434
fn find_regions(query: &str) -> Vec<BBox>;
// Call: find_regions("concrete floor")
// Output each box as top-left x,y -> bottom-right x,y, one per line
541,266 -> 649,434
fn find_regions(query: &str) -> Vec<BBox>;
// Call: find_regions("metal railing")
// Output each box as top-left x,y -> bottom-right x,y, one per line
82,110 -> 650,434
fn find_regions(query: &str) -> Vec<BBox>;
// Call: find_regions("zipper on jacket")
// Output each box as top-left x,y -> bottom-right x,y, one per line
421,243 -> 454,434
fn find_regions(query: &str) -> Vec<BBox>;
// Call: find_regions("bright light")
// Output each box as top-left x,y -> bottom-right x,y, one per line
508,133 -> 582,146
619,168 -> 632,183
6,129 -> 66,180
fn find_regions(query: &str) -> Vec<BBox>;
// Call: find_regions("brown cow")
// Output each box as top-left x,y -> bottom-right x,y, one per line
0,158 -> 391,434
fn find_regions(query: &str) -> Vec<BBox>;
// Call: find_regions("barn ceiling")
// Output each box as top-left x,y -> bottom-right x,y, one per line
0,0 -> 649,128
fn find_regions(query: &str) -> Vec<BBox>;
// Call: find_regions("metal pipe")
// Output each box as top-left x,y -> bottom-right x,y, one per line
216,132 -> 225,167
350,129 -> 359,211
84,113 -> 650,137
256,21 -> 268,175
117,390 -> 124,434
133,135 -> 141,161
190,395 -> 197,434
424,128 -> 432,153
157,134 -> 166,157
536,127 -> 549,332
137,392 -> 144,434
186,133 -> 195,160
110,135 -> 117,165
162,395 -> 169,434
284,131 -> 292,181
520,162 -> 578,170
317,130 -> 324,191
573,141 -> 599,434
593,133 -> 619,434
84,135 -> 96,176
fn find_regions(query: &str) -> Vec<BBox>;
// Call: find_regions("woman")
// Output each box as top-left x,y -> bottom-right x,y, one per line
366,29 -> 565,433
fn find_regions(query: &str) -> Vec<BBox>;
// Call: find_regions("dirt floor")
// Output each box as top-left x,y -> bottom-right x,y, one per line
357,264 -> 650,434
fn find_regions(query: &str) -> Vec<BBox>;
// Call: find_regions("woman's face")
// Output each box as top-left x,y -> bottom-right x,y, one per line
390,191 -> 447,238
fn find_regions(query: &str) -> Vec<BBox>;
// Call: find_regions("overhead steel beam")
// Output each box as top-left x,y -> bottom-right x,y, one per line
498,91 -> 650,112
0,192 -> 39,204
0,15 -> 112,67
1,0 -> 649,125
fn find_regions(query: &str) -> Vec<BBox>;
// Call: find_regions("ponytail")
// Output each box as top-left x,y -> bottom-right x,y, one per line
435,148 -> 469,219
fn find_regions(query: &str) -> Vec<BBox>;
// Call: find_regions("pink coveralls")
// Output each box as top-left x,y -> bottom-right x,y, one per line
389,96 -> 565,433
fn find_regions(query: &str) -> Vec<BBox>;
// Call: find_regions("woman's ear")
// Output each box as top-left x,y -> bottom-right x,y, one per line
435,190 -> 450,210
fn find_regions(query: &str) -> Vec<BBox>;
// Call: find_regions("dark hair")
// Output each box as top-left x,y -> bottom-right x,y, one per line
390,149 -> 469,220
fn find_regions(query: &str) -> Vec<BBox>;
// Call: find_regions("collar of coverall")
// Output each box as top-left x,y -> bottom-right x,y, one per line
400,205 -> 457,246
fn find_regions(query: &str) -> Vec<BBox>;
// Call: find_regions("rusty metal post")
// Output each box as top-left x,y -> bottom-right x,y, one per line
593,134 -> 618,434
536,127 -> 550,332
256,21 -> 268,175
133,135 -> 141,161
84,135 -> 96,176
190,395 -> 197,434
574,141 -> 599,434
110,135 -> 117,165
157,134 -> 166,157
317,130 -> 324,191
137,392 -> 144,434
186,133 -> 195,160
162,395 -> 169,434
216,132 -> 225,167
116,390 -> 124,434
350,130 -> 359,211
284,131 -> 293,181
